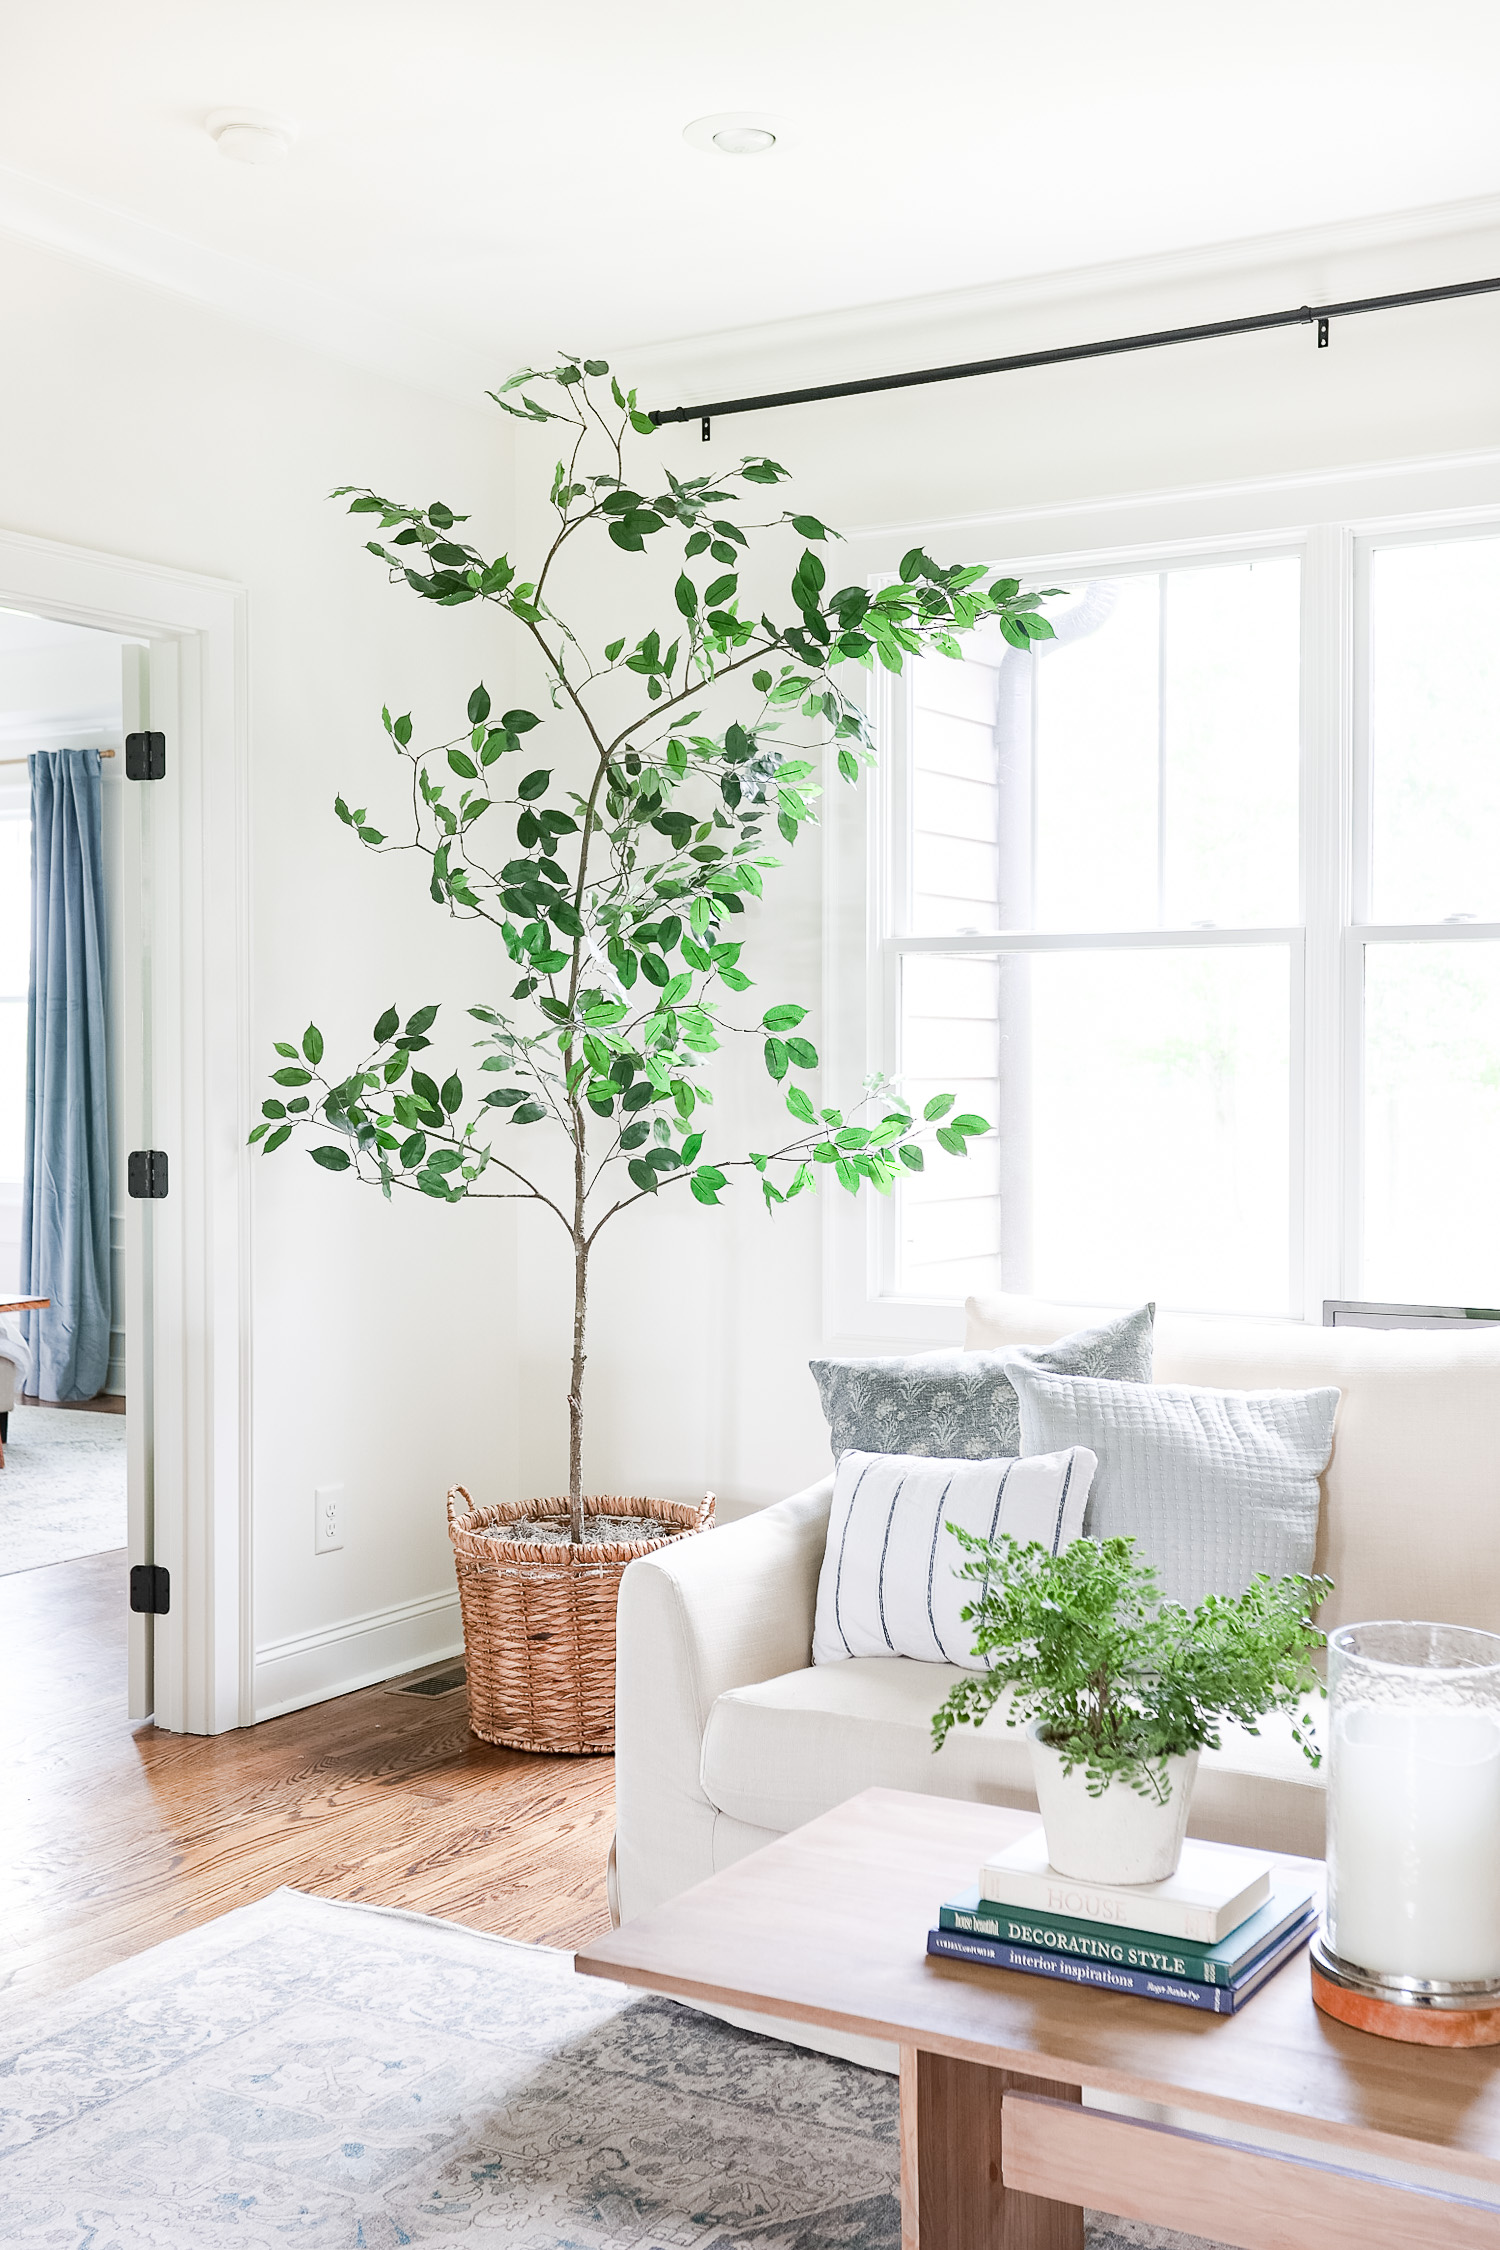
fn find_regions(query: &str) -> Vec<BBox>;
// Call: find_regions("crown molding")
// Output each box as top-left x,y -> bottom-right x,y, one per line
0,161 -> 493,408
615,191 -> 1500,408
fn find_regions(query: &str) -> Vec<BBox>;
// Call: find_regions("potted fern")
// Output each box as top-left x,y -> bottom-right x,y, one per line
933,1531 -> 1329,1882
251,355 -> 1059,1752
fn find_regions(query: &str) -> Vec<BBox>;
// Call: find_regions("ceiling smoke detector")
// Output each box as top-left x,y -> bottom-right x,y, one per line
206,108 -> 294,166
683,112 -> 780,158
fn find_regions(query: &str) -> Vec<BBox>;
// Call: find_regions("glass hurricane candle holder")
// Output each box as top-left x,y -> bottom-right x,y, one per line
1312,1621 -> 1500,2045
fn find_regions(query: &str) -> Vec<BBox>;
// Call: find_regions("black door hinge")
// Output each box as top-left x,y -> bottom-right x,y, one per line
129,1563 -> 170,1615
128,1149 -> 169,1199
125,731 -> 166,780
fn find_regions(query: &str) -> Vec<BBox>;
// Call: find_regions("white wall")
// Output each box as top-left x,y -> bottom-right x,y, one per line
0,229 -> 518,1711
9,196 -> 1500,1716
507,207 -> 1500,1518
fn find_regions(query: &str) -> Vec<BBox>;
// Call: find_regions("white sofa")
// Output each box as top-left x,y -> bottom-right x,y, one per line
614,1292 -> 1500,1931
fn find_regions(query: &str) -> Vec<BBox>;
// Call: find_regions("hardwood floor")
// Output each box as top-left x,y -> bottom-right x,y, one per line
0,1547 -> 616,2004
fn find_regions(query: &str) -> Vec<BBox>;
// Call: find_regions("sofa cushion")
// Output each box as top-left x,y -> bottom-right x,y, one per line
811,1446 -> 1096,1667
700,1657 -> 1326,1860
967,1288 -> 1500,1636
809,1303 -> 1153,1463
1008,1361 -> 1336,1609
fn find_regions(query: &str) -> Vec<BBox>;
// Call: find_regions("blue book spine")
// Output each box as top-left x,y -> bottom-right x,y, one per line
928,1926 -> 1242,2011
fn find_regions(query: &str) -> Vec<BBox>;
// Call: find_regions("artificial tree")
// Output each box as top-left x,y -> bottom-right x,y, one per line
252,358 -> 1059,1540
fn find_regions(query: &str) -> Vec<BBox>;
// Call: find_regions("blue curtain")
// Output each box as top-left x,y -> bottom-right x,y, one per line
21,749 -> 112,1402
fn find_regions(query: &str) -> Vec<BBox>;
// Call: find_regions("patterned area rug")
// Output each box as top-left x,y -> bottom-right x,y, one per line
0,1403 -> 126,1574
0,1890 -> 1226,2249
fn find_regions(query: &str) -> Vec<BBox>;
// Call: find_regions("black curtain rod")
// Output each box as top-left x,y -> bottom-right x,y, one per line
650,272 -> 1500,436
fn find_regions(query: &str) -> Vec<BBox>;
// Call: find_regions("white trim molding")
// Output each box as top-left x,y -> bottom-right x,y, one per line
254,1589 -> 463,1723
0,525 -> 253,1733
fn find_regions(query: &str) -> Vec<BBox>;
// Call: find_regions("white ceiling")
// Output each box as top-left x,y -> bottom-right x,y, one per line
5,0 -> 1500,383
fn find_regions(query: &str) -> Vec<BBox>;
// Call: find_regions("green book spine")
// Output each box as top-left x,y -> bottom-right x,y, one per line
938,1888 -> 1314,1988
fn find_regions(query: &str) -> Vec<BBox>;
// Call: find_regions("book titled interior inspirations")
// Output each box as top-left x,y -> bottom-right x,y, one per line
979,1827 -> 1271,1945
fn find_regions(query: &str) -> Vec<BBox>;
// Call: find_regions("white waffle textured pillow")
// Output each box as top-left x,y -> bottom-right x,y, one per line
1007,1362 -> 1338,1610
812,1447 -> 1097,1669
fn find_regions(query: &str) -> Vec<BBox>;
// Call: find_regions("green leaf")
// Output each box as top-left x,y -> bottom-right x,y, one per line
923,1092 -> 956,1121
399,1131 -> 426,1168
440,1074 -> 463,1114
374,1006 -> 400,1042
263,1123 -> 293,1153
951,1112 -> 990,1136
407,1004 -> 439,1035
790,515 -> 828,539
674,573 -> 698,618
762,1003 -> 808,1033
786,1086 -> 817,1124
501,709 -> 541,732
763,1037 -> 789,1081
509,1101 -> 547,1124
302,1025 -> 324,1066
703,572 -> 737,605
628,1158 -> 659,1194
936,1126 -> 965,1155
310,1145 -> 351,1171
247,1120 -> 271,1144
273,1041 -> 298,1059
448,747 -> 478,779
518,769 -> 550,801
271,1066 -> 312,1087
467,684 -> 492,724
899,1143 -> 925,1172
785,1036 -> 818,1069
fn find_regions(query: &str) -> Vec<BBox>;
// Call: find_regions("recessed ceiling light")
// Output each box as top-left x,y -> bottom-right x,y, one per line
683,112 -> 781,157
206,108 -> 295,166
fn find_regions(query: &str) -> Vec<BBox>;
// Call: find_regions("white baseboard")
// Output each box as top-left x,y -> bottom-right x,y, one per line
253,1588 -> 463,1722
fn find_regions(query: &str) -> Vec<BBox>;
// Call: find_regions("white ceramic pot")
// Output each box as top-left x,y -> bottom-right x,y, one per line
1026,1722 -> 1199,1884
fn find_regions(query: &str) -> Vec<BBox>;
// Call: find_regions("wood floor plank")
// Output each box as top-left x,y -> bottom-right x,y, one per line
0,1549 -> 617,2001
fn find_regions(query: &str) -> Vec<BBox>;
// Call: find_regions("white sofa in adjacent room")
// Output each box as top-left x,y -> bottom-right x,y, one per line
613,1293 -> 1500,1929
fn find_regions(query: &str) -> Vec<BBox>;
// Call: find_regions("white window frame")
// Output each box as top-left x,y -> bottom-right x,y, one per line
823,452 -> 1500,1347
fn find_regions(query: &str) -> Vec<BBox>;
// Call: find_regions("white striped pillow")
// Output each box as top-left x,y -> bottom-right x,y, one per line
811,1447 -> 1096,1669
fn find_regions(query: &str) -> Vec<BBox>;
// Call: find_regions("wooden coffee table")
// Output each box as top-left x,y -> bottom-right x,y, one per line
577,1787 -> 1500,2250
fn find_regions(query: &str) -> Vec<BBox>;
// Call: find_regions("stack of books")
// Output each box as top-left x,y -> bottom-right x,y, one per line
927,1827 -> 1318,2015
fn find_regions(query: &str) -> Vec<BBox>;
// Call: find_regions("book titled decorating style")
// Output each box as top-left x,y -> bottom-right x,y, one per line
939,1879 -> 1318,1988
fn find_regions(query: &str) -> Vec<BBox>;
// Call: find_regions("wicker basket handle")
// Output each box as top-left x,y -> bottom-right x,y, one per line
697,1491 -> 716,1531
446,1483 -> 477,1530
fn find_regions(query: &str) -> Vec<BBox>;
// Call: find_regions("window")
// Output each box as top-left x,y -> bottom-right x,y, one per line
845,511 -> 1500,1327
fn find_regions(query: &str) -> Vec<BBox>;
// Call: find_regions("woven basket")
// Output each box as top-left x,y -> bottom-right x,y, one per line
445,1487 -> 714,1754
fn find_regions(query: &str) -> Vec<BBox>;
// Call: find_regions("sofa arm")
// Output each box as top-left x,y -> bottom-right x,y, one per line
612,1473 -> 834,1921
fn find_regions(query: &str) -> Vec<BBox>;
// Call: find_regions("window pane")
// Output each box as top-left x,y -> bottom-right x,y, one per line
1369,536 -> 1500,925
899,945 -> 1291,1314
1364,942 -> 1500,1302
907,558 -> 1300,935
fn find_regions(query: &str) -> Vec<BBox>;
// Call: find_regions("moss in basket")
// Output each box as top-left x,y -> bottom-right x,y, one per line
248,356 -> 1070,1541
932,1529 -> 1330,1805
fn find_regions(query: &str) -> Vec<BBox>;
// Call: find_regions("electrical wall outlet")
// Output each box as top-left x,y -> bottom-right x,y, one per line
314,1483 -> 344,1555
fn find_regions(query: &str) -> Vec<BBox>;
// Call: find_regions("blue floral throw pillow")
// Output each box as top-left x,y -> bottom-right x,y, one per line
809,1303 -> 1154,1464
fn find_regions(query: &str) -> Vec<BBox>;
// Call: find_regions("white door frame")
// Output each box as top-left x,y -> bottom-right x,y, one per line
0,524 -> 252,1734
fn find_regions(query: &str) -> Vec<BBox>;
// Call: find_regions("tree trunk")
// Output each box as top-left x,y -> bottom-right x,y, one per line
568,1229 -> 587,1543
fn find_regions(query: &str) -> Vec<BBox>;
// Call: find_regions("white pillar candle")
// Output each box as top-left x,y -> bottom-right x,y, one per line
1329,1704 -> 1500,1983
